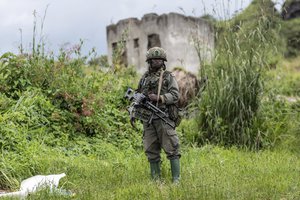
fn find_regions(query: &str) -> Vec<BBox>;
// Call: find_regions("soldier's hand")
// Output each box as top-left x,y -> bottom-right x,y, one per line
148,93 -> 159,102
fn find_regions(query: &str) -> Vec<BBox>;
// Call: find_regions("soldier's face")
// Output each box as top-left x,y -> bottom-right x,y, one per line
150,59 -> 163,69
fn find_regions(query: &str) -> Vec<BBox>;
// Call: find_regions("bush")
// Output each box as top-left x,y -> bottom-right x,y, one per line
281,18 -> 300,57
0,47 -> 142,145
88,55 -> 109,68
0,51 -> 143,189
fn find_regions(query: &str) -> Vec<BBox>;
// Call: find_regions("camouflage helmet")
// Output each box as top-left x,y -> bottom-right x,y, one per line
146,47 -> 167,62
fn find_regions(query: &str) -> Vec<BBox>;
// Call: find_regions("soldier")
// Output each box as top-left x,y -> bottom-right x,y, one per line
136,47 -> 181,183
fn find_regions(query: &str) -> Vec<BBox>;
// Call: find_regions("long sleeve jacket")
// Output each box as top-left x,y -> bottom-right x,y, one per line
137,70 -> 179,108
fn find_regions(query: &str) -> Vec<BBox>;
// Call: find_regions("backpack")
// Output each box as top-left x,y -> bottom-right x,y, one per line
167,104 -> 183,127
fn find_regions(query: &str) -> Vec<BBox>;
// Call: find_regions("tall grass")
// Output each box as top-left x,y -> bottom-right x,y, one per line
196,0 -> 284,148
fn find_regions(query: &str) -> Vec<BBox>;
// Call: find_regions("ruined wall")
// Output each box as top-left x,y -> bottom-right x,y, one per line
106,12 -> 214,74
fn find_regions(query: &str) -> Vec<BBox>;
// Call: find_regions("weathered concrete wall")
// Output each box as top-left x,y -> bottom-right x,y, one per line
106,12 -> 214,74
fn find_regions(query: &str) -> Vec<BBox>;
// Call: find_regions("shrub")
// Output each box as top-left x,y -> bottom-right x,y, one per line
281,18 -> 300,57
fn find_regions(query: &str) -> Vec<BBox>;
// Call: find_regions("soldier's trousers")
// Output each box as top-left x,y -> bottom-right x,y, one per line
143,118 -> 181,162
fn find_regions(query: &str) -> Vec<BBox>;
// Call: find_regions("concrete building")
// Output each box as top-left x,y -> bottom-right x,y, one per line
106,12 -> 214,74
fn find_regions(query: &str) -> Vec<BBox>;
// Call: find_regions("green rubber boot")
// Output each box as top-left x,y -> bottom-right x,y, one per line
170,159 -> 180,184
150,162 -> 161,180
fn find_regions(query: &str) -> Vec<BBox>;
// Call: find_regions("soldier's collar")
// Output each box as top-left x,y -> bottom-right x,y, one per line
148,70 -> 161,76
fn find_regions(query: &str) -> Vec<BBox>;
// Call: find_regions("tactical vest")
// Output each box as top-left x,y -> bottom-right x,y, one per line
137,70 -> 169,119
138,70 -> 182,127
138,70 -> 172,98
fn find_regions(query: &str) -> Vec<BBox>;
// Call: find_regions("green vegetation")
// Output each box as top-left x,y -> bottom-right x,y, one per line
0,51 -> 143,192
1,146 -> 299,200
0,0 -> 300,199
195,0 -> 289,148
281,18 -> 300,57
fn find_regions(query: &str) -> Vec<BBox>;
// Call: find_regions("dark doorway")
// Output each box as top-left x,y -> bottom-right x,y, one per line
112,41 -> 128,66
120,41 -> 128,66
112,42 -> 117,51
147,34 -> 161,49
134,38 -> 139,48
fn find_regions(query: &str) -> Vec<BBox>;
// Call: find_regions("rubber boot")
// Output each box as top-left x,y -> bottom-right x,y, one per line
150,162 -> 161,180
170,159 -> 180,184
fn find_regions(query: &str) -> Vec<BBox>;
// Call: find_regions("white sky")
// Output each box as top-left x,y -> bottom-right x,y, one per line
0,0 -> 285,56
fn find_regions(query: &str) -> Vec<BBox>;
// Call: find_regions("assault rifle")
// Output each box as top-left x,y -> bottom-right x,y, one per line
124,88 -> 175,129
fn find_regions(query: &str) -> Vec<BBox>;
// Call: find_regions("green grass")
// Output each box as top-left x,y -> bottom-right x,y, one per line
2,146 -> 298,200
265,55 -> 300,98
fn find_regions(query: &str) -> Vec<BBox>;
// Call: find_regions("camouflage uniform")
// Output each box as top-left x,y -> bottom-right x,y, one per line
137,47 -> 181,183
137,70 -> 181,161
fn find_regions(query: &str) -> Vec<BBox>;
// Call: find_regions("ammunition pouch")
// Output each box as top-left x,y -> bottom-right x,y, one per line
130,105 -> 152,122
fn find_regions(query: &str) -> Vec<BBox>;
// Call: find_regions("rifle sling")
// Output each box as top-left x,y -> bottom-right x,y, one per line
156,68 -> 165,107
